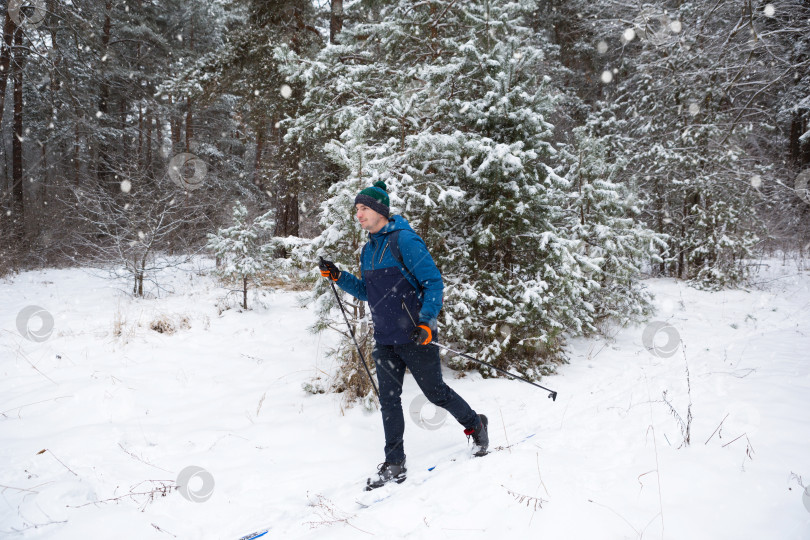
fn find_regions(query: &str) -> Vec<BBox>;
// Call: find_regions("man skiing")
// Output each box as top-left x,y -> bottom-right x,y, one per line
319,180 -> 489,491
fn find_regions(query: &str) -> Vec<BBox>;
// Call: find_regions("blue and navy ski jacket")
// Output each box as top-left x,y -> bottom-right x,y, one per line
336,215 -> 443,345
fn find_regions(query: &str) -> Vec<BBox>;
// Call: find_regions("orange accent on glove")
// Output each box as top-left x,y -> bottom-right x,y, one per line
318,259 -> 341,281
415,324 -> 432,345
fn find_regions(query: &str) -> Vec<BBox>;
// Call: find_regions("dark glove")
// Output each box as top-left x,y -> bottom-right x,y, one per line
318,258 -> 341,281
410,323 -> 433,346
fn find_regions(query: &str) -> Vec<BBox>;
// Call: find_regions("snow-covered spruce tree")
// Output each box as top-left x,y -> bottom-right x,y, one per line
563,127 -> 668,326
207,201 -> 279,310
279,0 -> 611,381
291,121 -> 380,408
418,3 -> 600,376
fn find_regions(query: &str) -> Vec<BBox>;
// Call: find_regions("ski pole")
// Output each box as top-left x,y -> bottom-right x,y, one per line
321,257 -> 379,397
401,300 -> 557,401
432,342 -> 557,401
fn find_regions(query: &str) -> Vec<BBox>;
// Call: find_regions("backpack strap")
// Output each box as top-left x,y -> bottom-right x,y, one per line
387,229 -> 421,293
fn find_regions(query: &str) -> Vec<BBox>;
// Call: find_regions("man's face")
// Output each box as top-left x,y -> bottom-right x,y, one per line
356,204 -> 387,233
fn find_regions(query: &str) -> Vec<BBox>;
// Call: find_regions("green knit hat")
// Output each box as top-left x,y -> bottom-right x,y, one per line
354,180 -> 390,218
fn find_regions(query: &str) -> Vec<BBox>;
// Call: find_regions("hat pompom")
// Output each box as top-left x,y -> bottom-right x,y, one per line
373,180 -> 387,192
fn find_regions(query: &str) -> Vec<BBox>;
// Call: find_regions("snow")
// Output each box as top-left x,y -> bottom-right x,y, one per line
2,258 -> 810,539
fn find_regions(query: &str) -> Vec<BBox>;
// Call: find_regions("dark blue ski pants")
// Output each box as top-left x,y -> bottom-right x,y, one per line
373,342 -> 479,464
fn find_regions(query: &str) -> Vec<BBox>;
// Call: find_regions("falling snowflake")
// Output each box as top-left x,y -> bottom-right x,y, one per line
120,180 -> 132,193
601,71 -> 613,83
280,85 -> 292,99
622,28 -> 636,43
764,4 -> 775,17
597,41 -> 608,54
670,20 -> 682,33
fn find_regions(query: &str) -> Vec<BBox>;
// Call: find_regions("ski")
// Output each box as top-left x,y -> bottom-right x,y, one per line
490,432 -> 537,453
236,528 -> 269,540
356,432 -> 537,508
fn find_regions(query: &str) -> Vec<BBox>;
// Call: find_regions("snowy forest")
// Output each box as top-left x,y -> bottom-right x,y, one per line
1,0 -> 809,388
2,2 -> 810,538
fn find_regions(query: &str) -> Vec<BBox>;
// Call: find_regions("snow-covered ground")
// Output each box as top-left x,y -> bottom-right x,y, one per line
1,258 -> 809,539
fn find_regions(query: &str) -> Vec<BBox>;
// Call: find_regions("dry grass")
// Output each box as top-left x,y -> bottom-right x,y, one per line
112,302 -> 138,342
255,271 -> 311,291
148,314 -> 191,334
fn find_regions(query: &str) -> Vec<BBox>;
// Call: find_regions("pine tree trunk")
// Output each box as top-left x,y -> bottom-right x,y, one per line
653,177 -> 667,275
40,142 -> 47,206
185,97 -> 193,152
119,98 -> 127,149
11,23 -> 25,243
138,105 -> 144,166
330,0 -> 343,44
274,191 -> 300,238
156,110 -> 164,170
73,122 -> 81,186
185,18 -> 194,152
169,95 -> 181,151
0,8 -> 14,128
97,1 -> 113,188
242,276 -> 248,310
253,122 -> 265,189
146,110 -> 153,172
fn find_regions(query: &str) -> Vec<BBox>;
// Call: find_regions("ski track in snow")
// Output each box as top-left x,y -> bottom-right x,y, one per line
1,258 -> 809,539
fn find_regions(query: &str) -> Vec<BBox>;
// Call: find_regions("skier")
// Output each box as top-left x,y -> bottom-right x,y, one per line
319,180 -> 489,490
